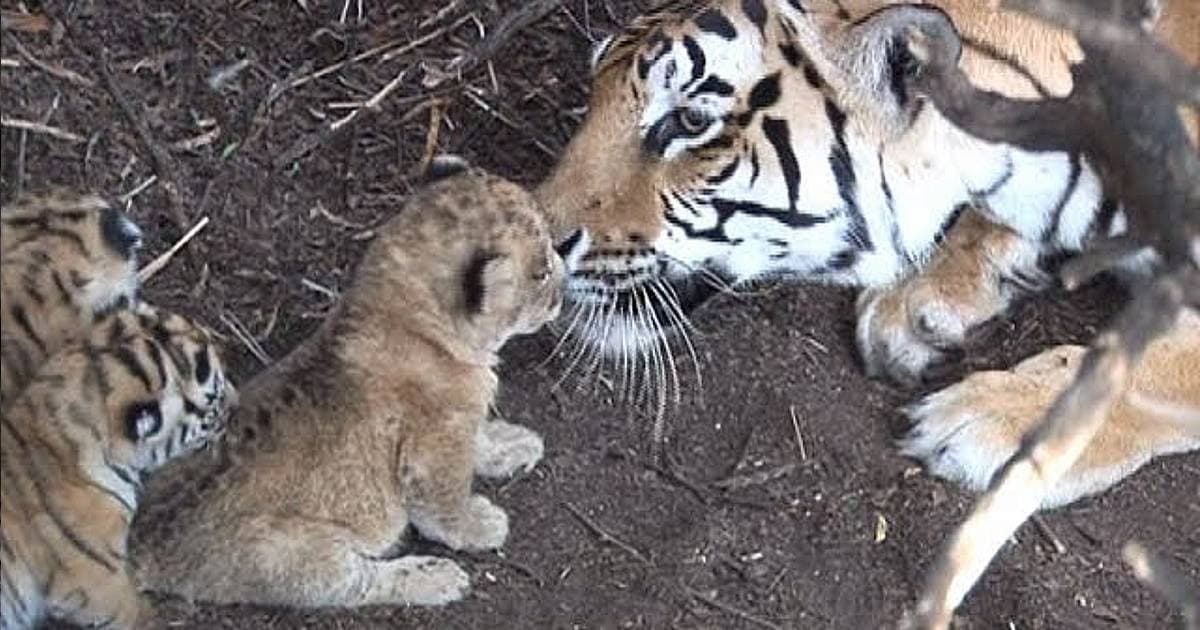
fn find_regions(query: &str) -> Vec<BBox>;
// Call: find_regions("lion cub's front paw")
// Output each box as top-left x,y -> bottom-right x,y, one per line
474,419 -> 544,478
374,555 -> 471,606
413,495 -> 510,552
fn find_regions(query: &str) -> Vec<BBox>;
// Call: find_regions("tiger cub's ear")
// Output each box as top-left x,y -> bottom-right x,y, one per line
841,5 -> 960,128
590,34 -> 616,74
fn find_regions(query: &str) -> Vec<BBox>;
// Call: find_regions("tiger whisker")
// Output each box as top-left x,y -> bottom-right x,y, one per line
538,300 -> 585,368
650,277 -> 703,403
553,299 -> 601,391
642,284 -> 682,408
578,295 -> 620,394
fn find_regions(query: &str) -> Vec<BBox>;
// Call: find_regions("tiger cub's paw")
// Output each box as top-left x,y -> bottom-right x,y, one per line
474,419 -> 544,478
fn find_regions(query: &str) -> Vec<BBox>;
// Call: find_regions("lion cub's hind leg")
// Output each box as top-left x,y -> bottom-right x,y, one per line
901,311 -> 1200,508
474,419 -> 544,478
146,512 -> 469,607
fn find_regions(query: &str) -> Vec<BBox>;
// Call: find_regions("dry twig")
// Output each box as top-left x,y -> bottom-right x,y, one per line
138,216 -> 210,282
0,115 -> 81,142
3,32 -> 94,87
562,501 -> 651,564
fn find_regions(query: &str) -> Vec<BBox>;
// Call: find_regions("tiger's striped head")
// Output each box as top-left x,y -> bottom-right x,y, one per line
82,303 -> 236,472
1,189 -> 144,318
537,0 -> 955,357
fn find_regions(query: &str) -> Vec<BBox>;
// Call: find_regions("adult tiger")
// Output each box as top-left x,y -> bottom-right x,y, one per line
536,0 -> 1199,507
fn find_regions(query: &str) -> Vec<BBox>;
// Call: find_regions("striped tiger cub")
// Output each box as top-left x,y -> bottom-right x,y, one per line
0,303 -> 236,630
1,190 -> 143,408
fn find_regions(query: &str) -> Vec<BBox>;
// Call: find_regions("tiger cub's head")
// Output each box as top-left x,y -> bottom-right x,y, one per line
536,0 -> 955,356
86,303 -> 237,472
1,189 -> 144,318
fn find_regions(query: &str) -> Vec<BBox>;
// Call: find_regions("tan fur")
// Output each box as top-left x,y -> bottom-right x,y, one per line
0,304 -> 233,630
1,191 -> 142,408
901,310 -> 1200,508
132,170 -> 563,608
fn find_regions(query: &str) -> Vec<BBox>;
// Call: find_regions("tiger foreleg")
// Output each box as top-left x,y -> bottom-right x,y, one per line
856,209 -> 1049,385
48,570 -> 153,630
900,310 -> 1200,508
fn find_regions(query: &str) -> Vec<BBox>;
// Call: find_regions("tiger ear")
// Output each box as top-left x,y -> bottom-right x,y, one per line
842,5 -> 960,122
590,34 -> 616,74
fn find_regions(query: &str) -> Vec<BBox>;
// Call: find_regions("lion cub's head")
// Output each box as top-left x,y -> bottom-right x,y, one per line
359,162 -> 564,356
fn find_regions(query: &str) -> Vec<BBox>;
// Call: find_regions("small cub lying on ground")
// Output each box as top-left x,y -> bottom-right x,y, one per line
133,163 -> 564,608
1,302 -> 234,630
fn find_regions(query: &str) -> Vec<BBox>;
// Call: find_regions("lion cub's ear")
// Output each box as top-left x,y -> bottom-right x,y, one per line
420,155 -> 471,185
461,248 -> 502,315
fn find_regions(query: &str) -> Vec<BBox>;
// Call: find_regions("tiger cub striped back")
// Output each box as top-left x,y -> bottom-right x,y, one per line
1,190 -> 144,408
0,303 -> 236,630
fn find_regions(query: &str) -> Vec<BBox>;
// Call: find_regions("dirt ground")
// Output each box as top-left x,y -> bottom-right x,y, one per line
3,1 -> 1196,628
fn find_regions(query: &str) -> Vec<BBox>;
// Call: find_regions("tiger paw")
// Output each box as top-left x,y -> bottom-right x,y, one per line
474,419 -> 544,478
855,285 -> 970,387
412,495 -> 510,552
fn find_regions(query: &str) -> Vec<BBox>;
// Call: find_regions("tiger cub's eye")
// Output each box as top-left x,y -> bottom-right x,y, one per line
677,108 -> 710,134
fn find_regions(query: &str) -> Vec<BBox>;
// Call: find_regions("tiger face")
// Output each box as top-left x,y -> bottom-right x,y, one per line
88,304 -> 237,472
536,0 -> 966,356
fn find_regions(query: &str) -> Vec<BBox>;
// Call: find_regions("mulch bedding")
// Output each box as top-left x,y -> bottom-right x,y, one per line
1,1 -> 1196,628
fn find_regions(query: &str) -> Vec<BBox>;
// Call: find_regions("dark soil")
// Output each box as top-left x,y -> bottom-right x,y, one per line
3,1 -> 1196,628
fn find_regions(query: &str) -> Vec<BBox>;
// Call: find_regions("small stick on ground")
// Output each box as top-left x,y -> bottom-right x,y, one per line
1,116 -> 82,142
1030,514 -> 1067,555
3,32 -> 95,87
562,501 -> 651,565
790,406 -> 808,461
713,463 -> 798,491
684,586 -> 785,630
219,310 -> 272,366
427,0 -> 564,87
98,54 -> 188,227
138,216 -> 210,282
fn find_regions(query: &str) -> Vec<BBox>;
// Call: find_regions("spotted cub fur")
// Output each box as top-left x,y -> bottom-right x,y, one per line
132,165 -> 563,608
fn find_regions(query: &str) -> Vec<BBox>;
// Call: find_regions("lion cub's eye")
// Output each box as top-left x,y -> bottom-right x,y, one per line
677,108 -> 710,134
531,258 -> 552,282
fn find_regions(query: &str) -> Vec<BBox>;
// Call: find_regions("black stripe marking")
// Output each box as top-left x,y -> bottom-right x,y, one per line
11,305 -> 46,354
1043,152 -> 1081,242
973,155 -> 1014,199
681,36 -> 706,90
742,0 -> 767,35
690,76 -> 735,97
762,117 -> 800,210
695,9 -> 736,40
1089,198 -> 1121,240
826,98 -> 872,251
879,153 -> 913,266
786,0 -> 808,14
706,158 -> 741,186
779,43 -> 803,68
111,346 -> 153,391
962,37 -> 1051,98
935,204 -> 969,246
747,72 -> 782,112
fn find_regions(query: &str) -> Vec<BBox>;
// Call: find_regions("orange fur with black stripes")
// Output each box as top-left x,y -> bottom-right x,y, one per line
1,191 -> 143,408
0,303 -> 235,630
540,0 -> 1197,507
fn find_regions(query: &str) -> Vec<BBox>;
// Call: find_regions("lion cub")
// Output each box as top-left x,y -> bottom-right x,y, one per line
132,164 -> 563,608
